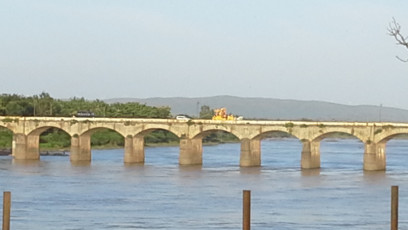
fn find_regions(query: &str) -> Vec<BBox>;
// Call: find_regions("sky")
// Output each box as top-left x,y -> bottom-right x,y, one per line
1,1 -> 408,109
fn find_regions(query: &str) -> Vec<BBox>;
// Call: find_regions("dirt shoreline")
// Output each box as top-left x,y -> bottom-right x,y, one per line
0,149 -> 11,156
0,142 -> 230,157
0,149 -> 69,156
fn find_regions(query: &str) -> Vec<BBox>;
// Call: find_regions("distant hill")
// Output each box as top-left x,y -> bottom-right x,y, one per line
105,96 -> 408,122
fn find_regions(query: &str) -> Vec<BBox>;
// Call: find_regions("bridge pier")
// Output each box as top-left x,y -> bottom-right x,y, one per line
301,140 -> 320,169
124,135 -> 145,163
179,138 -> 202,165
364,142 -> 386,171
240,138 -> 261,167
12,134 -> 26,159
12,133 -> 40,160
70,134 -> 91,161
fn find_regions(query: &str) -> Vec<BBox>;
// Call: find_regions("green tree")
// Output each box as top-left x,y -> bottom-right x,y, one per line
144,130 -> 179,144
40,128 -> 71,149
0,98 -> 6,115
202,131 -> 238,143
0,127 -> 12,148
199,105 -> 213,119
91,130 -> 124,147
35,92 -> 54,116
0,92 -> 176,148
5,101 -> 32,116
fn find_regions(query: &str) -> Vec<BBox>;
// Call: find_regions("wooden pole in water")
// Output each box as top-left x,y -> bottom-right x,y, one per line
391,186 -> 398,230
2,191 -> 10,230
243,190 -> 251,230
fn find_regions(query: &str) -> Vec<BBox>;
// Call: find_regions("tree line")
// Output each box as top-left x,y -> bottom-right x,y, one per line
0,92 -> 171,118
0,93 -> 237,151
0,92 -> 176,151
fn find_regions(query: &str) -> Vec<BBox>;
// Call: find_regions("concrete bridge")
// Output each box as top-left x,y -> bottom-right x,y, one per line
1,116 -> 408,170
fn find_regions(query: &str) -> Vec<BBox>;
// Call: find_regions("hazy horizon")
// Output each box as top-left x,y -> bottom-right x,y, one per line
1,1 -> 407,109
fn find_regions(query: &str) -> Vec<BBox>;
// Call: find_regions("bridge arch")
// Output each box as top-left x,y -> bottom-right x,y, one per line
0,117 -> 20,134
191,127 -> 241,140
138,123 -> 186,138
312,131 -> 364,170
27,125 -> 73,137
19,126 -> 73,160
252,130 -> 302,168
79,126 -> 126,138
252,129 -> 301,141
311,130 -> 364,143
135,127 -> 181,139
178,128 -> 241,166
78,127 -> 126,151
0,124 -> 14,133
378,134 -> 408,170
0,125 -> 13,134
135,128 -> 180,163
191,129 -> 239,140
195,129 -> 240,166
376,131 -> 408,144
70,127 -> 126,162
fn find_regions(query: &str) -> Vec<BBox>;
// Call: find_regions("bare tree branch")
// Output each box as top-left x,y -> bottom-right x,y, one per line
396,56 -> 408,62
388,17 -> 408,62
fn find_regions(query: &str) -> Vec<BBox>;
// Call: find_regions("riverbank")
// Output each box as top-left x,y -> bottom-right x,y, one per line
0,149 -> 69,156
0,149 -> 11,156
0,141 -> 236,156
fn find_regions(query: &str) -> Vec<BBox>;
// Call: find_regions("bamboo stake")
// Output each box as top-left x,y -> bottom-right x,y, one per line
2,191 -> 11,230
243,190 -> 251,230
391,186 -> 398,230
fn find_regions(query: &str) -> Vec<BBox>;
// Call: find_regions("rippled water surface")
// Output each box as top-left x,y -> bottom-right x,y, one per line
1,138 -> 408,229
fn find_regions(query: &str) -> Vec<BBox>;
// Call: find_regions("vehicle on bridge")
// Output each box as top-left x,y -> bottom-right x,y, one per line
76,111 -> 95,117
175,115 -> 191,121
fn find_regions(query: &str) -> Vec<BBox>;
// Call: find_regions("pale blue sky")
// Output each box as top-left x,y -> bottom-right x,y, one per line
1,1 -> 408,108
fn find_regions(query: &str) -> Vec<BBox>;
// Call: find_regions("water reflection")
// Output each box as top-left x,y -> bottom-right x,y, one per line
178,164 -> 203,172
239,166 -> 262,175
363,170 -> 388,185
301,168 -> 321,176
12,159 -> 42,166
70,161 -> 91,167
123,162 -> 144,168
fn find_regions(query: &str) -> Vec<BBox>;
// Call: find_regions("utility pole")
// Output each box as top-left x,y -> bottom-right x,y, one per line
33,99 -> 36,116
196,101 -> 200,117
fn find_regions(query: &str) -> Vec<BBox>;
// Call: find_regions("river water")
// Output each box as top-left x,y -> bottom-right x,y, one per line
1,138 -> 408,229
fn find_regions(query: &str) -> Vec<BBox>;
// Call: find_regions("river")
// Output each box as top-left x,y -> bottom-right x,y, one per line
1,138 -> 408,229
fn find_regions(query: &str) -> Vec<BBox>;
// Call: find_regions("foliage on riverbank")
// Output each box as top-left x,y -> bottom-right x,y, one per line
0,92 -> 171,118
0,128 -> 12,148
0,92 -> 176,149
0,93 -> 242,149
